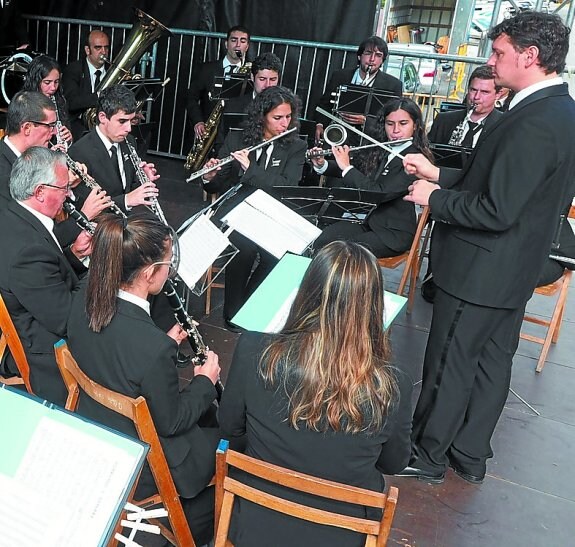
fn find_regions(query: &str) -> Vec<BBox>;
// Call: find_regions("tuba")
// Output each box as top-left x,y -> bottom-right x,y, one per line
83,9 -> 172,128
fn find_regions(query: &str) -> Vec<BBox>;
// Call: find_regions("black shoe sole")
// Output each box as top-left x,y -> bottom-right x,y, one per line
450,464 -> 484,484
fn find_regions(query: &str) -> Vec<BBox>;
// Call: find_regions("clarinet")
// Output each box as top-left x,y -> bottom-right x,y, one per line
124,138 -> 168,225
448,104 -> 476,147
163,280 -> 224,400
62,200 -> 95,235
64,154 -> 127,219
50,95 -> 69,152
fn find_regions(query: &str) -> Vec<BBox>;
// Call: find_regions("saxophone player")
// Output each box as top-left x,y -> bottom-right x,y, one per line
68,85 -> 160,215
186,25 -> 251,142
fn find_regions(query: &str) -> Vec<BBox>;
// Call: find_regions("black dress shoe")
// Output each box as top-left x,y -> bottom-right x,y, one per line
420,275 -> 436,303
449,463 -> 485,484
396,466 -> 445,484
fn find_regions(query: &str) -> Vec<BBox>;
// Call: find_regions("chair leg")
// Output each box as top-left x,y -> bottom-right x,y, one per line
205,266 -> 213,315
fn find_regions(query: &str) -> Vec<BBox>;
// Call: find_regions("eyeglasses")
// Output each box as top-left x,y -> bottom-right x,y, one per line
28,120 -> 58,129
42,182 -> 72,193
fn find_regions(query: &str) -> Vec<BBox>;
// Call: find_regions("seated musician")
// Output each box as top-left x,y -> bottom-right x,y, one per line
0,147 -> 92,405
311,98 -> 432,258
219,241 -> 413,547
201,85 -> 307,329
67,213 -> 222,546
23,55 -> 73,149
0,91 -> 109,245
68,84 -> 160,215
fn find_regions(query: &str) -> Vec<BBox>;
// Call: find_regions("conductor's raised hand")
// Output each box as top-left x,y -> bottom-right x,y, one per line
403,153 -> 440,182
194,350 -> 221,385
404,179 -> 440,206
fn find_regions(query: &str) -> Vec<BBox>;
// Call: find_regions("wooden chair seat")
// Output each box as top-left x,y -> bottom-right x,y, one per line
377,206 -> 430,314
54,340 -> 197,547
520,269 -> 572,373
0,293 -> 33,393
214,442 -> 399,547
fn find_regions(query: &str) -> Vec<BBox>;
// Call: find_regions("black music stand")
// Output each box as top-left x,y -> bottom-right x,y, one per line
212,74 -> 252,100
121,78 -> 167,105
270,186 -> 381,227
334,84 -> 398,118
430,143 -> 472,170
438,101 -> 467,113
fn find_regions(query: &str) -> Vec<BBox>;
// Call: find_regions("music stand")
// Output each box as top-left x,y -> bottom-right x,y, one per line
430,143 -> 472,170
438,101 -> 467,113
270,186 -> 381,227
298,118 -> 317,148
212,74 -> 253,100
121,78 -> 167,105
334,84 -> 398,118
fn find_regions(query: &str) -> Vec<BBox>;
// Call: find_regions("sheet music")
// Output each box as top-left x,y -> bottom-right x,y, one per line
177,213 -> 231,288
1,416 -> 140,546
223,189 -> 321,259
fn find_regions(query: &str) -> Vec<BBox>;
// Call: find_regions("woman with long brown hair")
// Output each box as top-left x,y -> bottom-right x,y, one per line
219,240 -> 413,546
67,212 -> 221,546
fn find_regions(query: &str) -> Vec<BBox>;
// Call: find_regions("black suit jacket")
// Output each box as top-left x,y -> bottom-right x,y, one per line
186,59 -> 224,127
219,331 -> 413,547
430,84 -> 575,309
62,58 -> 99,116
316,68 -> 403,126
68,130 -> 138,213
203,129 -> 307,196
0,201 -> 82,404
324,144 -> 419,253
67,290 -> 219,498
428,107 -> 503,145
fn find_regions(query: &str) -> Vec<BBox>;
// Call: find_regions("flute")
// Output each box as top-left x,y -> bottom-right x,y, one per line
306,138 -> 411,159
186,127 -> 298,182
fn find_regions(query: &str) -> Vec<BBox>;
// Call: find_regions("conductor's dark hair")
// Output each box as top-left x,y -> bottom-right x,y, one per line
86,213 -> 171,332
251,52 -> 283,78
97,85 -> 138,121
468,65 -> 502,92
242,85 -> 300,147
356,97 -> 432,176
357,35 -> 388,60
488,11 -> 570,74
6,91 -> 55,135
227,25 -> 251,41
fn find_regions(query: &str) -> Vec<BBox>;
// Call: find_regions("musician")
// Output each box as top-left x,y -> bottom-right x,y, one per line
311,98 -> 432,258
201,86 -> 306,329
186,25 -> 251,141
67,213 -> 221,546
427,65 -> 504,148
0,147 -> 92,405
68,84 -> 160,214
23,55 -> 73,147
0,91 -> 109,244
315,35 -> 402,143
400,12 -> 575,485
219,241 -> 412,546
62,30 -> 110,140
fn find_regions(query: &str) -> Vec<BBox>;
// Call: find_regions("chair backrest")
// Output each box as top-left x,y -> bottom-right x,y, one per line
214,444 -> 399,547
0,293 -> 33,393
54,340 -> 196,547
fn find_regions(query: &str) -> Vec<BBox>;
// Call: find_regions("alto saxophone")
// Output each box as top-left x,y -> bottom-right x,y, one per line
184,57 -> 252,172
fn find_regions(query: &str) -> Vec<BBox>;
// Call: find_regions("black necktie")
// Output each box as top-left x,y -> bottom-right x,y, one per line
94,69 -> 102,91
110,145 -> 123,185
257,146 -> 269,169
461,121 -> 480,148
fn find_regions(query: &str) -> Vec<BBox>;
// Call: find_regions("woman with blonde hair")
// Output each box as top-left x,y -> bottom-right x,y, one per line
219,240 -> 413,546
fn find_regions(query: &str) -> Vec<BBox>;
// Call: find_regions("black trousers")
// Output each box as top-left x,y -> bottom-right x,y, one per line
411,287 -> 526,476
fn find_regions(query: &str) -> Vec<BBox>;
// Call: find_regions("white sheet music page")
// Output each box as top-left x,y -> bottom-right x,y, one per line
222,189 -> 321,258
177,213 -> 231,289
0,416 -> 139,546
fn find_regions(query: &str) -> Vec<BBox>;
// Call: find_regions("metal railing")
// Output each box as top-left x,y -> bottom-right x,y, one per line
24,14 -> 488,159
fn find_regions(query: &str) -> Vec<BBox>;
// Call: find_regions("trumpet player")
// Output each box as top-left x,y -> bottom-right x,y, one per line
69,85 -> 160,215
428,65 -> 504,148
62,30 -> 110,140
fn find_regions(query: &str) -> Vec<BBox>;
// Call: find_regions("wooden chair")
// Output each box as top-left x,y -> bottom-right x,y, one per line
0,293 -> 33,393
378,205 -> 430,314
520,206 -> 575,373
54,340 -> 196,547
214,442 -> 399,547
204,263 -> 225,315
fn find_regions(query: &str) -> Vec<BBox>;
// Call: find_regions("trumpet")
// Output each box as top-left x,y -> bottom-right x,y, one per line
64,154 -> 127,218
186,126 -> 297,182
306,138 -> 412,159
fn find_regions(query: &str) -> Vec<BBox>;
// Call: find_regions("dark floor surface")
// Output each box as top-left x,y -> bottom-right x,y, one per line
147,155 -> 575,547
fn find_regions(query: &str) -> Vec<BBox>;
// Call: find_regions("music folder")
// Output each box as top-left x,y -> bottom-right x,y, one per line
0,385 -> 147,547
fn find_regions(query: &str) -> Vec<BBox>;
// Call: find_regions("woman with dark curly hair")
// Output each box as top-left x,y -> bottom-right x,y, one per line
23,54 -> 73,147
312,97 -> 432,258
202,85 -> 307,327
219,241 -> 413,546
